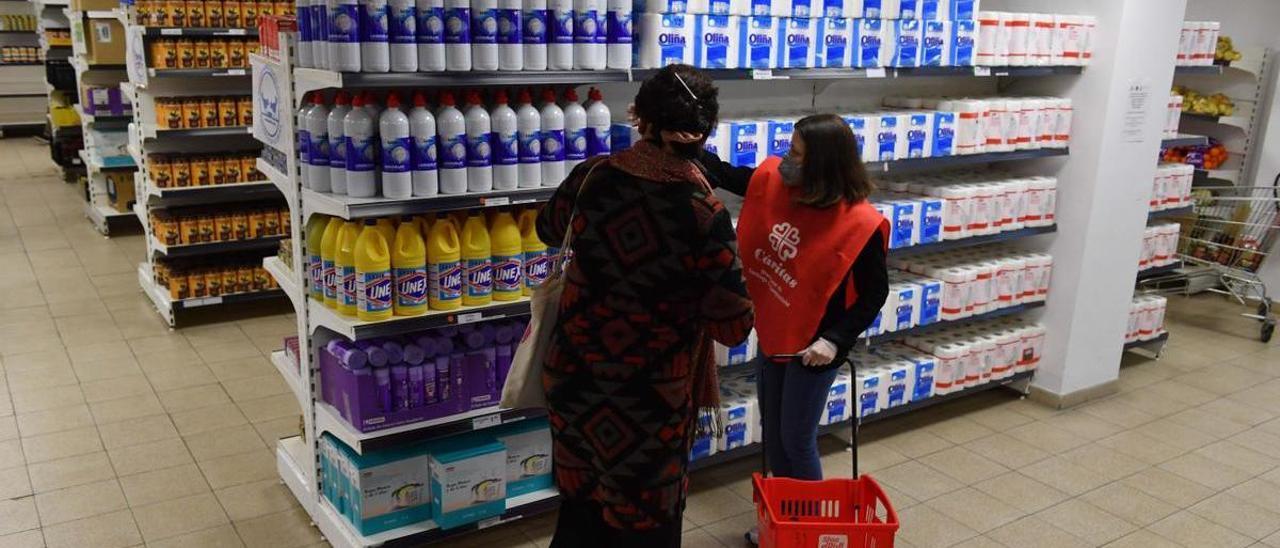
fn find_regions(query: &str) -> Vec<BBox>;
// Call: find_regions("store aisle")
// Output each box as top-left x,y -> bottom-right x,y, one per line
2,136 -> 1280,548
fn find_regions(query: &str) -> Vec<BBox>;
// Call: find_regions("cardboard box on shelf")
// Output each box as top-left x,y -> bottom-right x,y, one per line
106,171 -> 135,213
86,20 -> 125,65
70,0 -> 119,12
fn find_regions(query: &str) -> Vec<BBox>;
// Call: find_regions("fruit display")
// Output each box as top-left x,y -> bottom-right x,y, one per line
1174,85 -> 1235,117
1216,36 -> 1243,64
1162,138 -> 1229,170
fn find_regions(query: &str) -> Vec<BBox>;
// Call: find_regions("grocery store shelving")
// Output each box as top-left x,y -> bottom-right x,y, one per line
143,27 -> 256,37
1136,262 -> 1184,281
315,401 -> 547,456
141,124 -> 252,140
144,180 -> 278,204
691,370 -> 1037,472
1124,331 -> 1170,355
152,235 -> 286,258
85,200 -> 134,235
303,187 -> 557,220
1174,65 -> 1225,75
308,297 -> 532,340
867,148 -> 1069,173
1149,205 -> 1194,220
1160,134 -> 1209,148
891,226 -> 1057,257
276,437 -> 315,516
262,255 -> 301,310
148,68 -> 249,78
271,350 -> 306,408
137,262 -> 286,325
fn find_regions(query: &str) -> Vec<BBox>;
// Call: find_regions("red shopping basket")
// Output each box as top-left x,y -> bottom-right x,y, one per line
750,355 -> 900,548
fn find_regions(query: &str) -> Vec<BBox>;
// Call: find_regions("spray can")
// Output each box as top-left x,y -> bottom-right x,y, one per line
491,90 -> 519,190
408,90 -> 439,196
464,90 -> 493,192
436,90 -> 468,194
380,92 -> 413,199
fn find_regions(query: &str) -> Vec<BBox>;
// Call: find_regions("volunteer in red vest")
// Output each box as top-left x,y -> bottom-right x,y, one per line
700,113 -> 889,483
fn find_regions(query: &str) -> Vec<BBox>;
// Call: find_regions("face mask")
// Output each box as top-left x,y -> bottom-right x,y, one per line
778,155 -> 803,185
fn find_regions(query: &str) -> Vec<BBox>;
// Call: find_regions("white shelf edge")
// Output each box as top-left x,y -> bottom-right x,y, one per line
137,263 -> 175,325
276,436 -> 315,516
308,295 -> 531,340
271,349 -> 307,409
315,400 -> 515,455
257,157 -> 296,207
263,255 -> 302,311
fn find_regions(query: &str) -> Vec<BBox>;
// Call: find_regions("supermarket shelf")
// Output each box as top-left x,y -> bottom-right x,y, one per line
1160,134 -> 1209,148
138,263 -> 287,323
146,181 -> 279,205
1194,167 -> 1242,185
85,201 -> 136,235
142,27 -> 257,37
256,157 -> 296,206
152,235 -> 286,258
314,486 -> 559,548
303,186 -> 557,220
309,297 -> 531,340
633,65 -> 1084,81
1124,331 -> 1169,353
81,8 -> 124,19
718,302 -> 1045,378
142,124 -> 252,140
270,350 -> 307,407
315,400 -> 546,455
148,67 -> 249,78
1180,112 -> 1251,131
1136,261 -> 1183,281
276,437 -> 315,516
1148,205 -> 1194,220
263,255 -> 302,310
1174,65 -> 1224,75
692,370 -> 1036,471
0,30 -> 40,34
296,68 -> 632,91
78,149 -> 135,171
867,148 -> 1069,172
889,225 -> 1057,257
74,104 -> 131,125
0,62 -> 44,67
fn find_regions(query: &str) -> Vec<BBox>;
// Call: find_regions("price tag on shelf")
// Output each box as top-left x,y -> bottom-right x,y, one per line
973,66 -> 992,77
472,414 -> 502,430
218,69 -> 247,76
160,28 -> 182,35
477,516 -> 504,530
482,196 -> 511,207
186,296 -> 224,308
752,69 -> 774,80
456,312 -> 483,325
217,28 -> 248,35
865,67 -> 887,78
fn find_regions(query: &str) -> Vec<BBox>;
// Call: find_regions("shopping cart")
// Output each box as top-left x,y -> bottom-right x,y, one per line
750,355 -> 900,548
1140,176 -> 1279,342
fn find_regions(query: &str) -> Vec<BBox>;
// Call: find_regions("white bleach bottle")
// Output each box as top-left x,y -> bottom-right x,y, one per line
573,0 -> 602,69
472,0 -> 499,70
307,95 -> 333,193
548,0 -> 573,69
327,91 -> 353,195
496,0 -> 522,70
605,0 -> 630,69
539,88 -> 565,186
344,94 -> 379,197
380,93 -> 413,199
312,0 -> 329,68
416,0 -> 446,70
297,1 -> 314,67
516,88 -> 542,188
409,91 -> 439,196
523,0 -> 548,70
585,87 -> 610,156
444,0 -> 472,70
360,0 -> 391,72
362,91 -> 383,119
297,94 -> 313,189
387,0 -> 417,71
562,87 -> 587,172
464,90 -> 494,192
436,91 -> 468,194
330,0 -> 362,71
491,90 -> 519,190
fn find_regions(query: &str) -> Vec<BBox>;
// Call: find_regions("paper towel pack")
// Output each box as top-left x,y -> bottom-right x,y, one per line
738,15 -> 780,68
695,15 -> 741,68
636,13 -> 695,68
816,17 -> 852,67
779,17 -> 818,68
856,18 -> 885,68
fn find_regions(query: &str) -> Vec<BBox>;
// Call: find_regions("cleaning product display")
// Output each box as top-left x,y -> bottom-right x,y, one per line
153,258 -> 281,299
298,88 -> 609,198
1126,294 -> 1169,344
148,37 -> 261,69
150,205 -> 290,246
154,95 -> 253,129
133,0 -> 295,27
318,317 -> 527,431
147,152 -> 266,187
876,171 -> 1057,243
1149,163 -> 1194,212
80,85 -> 134,117
1175,20 -> 1220,66
884,244 -> 1052,326
1138,222 -> 1180,272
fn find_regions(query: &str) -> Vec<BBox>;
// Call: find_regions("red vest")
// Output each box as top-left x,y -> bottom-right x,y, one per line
737,157 -> 889,355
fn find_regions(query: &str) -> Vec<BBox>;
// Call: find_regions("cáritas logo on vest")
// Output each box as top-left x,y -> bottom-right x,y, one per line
754,222 -> 799,290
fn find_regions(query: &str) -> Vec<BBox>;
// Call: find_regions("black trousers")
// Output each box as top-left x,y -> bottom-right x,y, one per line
549,498 -> 683,548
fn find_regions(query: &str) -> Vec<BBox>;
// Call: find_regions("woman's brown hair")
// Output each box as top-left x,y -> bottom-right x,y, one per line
790,113 -> 874,208
632,64 -> 720,159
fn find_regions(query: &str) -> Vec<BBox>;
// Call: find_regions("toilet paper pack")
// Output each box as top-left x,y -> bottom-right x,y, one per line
904,110 -> 932,158
922,20 -> 950,66
718,397 -> 756,450
704,122 -> 731,158
871,112 -> 903,162
932,110 -> 955,156
635,0 -> 689,13
843,113 -> 870,160
919,0 -> 948,20
728,120 -> 765,166
821,0 -> 860,17
767,118 -> 795,157
860,0 -> 899,19
883,360 -> 911,407
816,17 -> 852,67
950,0 -> 975,20
894,18 -> 921,67
739,15 -> 780,68
695,15 -> 741,68
708,0 -> 749,15
951,18 -> 975,66
779,17 -> 818,68
636,13 -> 694,68
855,18 -> 885,68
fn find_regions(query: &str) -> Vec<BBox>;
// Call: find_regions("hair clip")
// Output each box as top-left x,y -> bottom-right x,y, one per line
673,71 -> 699,101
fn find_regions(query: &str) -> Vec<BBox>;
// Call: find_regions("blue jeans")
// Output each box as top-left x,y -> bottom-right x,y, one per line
757,359 -> 839,480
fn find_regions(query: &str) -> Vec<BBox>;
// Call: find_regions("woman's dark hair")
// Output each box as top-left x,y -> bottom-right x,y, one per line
633,64 -> 720,158
791,113 -> 874,208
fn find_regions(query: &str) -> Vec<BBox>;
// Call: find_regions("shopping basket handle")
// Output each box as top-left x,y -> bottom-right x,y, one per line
757,354 -> 858,480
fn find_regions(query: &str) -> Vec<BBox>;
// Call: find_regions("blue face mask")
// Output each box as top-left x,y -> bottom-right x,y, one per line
778,154 -> 803,185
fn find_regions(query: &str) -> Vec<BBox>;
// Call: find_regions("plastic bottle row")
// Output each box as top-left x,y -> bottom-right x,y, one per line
879,171 -> 1057,244
319,417 -> 550,534
1176,21 -> 1220,67
1150,163 -> 1194,212
295,0 -> 631,72
635,0 -> 975,18
892,316 -> 1044,396
1127,295 -> 1168,344
1139,223 -> 1180,272
298,87 -> 610,198
320,318 -> 526,429
305,208 -> 555,321
881,95 -> 1073,156
887,244 -> 1052,322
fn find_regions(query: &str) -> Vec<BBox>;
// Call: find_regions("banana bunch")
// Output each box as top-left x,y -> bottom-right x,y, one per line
1173,85 -> 1236,116
1216,36 -> 1242,63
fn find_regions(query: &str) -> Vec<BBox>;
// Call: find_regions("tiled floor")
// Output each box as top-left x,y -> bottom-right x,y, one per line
2,136 -> 1279,547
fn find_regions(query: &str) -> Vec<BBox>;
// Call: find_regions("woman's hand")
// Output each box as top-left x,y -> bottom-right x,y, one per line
801,338 -> 838,367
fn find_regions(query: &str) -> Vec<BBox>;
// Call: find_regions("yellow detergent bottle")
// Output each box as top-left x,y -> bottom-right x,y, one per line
335,221 -> 360,316
305,215 -> 329,301
320,216 -> 345,309
392,216 -> 429,316
354,219 -> 394,321
375,218 -> 397,248
426,214 -> 462,310
518,209 -> 550,296
489,210 -> 523,302
415,215 -> 431,240
461,212 -> 493,306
